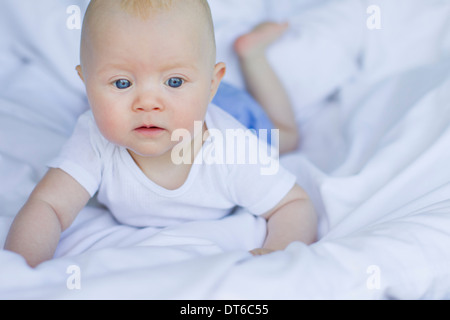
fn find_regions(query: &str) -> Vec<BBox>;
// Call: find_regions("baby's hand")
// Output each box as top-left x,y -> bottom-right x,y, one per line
250,248 -> 276,256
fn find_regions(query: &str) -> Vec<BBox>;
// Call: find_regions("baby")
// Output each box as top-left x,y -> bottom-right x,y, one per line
4,0 -> 317,267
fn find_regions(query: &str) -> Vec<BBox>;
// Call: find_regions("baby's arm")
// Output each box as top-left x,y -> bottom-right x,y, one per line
251,184 -> 317,255
4,168 -> 90,267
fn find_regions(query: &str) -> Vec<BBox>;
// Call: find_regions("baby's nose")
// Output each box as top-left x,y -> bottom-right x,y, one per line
132,89 -> 164,112
133,103 -> 162,112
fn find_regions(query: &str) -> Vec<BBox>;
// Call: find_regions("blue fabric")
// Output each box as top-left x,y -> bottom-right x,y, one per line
213,82 -> 274,135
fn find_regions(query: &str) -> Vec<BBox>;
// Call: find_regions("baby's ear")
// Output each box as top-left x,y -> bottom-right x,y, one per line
75,65 -> 85,83
209,62 -> 226,102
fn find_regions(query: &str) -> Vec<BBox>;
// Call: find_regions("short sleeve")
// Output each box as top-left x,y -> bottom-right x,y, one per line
47,111 -> 104,197
225,136 -> 297,216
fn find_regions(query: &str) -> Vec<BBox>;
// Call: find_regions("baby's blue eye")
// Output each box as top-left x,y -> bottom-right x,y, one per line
166,77 -> 184,88
114,79 -> 132,89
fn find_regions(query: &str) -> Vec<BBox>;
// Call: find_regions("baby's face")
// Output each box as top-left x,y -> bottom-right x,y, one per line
78,4 -> 225,159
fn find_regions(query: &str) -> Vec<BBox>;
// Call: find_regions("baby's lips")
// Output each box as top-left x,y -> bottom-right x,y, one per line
136,124 -> 163,130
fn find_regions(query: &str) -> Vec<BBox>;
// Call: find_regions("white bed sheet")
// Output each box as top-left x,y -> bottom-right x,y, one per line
1,0 -> 450,299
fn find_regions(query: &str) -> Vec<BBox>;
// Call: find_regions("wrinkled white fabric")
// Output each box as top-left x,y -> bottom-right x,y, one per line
1,0 -> 450,299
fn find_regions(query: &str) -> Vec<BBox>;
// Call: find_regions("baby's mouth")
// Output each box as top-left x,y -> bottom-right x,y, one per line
139,125 -> 160,129
134,125 -> 166,137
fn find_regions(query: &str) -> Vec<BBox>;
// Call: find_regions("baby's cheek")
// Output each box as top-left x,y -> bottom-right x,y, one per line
175,106 -> 208,131
173,117 -> 199,136
95,116 -> 124,144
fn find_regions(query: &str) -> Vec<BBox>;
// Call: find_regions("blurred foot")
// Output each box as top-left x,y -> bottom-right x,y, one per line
234,22 -> 289,60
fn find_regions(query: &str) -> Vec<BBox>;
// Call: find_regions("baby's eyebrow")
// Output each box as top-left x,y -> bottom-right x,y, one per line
96,60 -> 199,77
159,61 -> 199,73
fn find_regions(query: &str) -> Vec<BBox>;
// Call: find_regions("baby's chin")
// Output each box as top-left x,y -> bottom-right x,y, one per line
98,132 -> 170,157
126,145 -> 176,161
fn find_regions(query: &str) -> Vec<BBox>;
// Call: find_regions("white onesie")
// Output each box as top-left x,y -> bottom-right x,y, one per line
49,104 -> 296,227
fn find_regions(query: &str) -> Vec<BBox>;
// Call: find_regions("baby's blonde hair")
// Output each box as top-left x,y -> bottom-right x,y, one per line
120,0 -> 173,19
85,0 -> 214,28
81,0 -> 217,68
119,0 -> 212,21
118,0 -> 217,63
